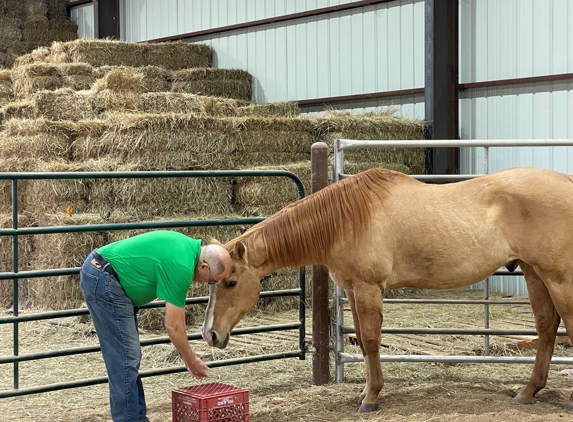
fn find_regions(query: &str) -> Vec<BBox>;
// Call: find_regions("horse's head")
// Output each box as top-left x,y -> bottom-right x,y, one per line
201,237 -> 264,348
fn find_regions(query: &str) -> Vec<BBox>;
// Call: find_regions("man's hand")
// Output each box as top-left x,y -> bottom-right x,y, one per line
186,355 -> 209,379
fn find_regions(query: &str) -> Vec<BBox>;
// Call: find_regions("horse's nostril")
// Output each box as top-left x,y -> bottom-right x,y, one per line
211,331 -> 218,343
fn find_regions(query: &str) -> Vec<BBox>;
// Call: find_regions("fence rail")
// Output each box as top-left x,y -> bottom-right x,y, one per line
0,169 -> 306,397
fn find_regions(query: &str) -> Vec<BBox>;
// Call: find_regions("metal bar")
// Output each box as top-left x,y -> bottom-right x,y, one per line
12,178 -> 18,390
0,322 -> 301,364
0,289 -> 301,325
459,73 -> 573,91
339,298 -> 530,305
338,138 -> 573,149
0,218 -> 264,236
147,0 -> 397,43
340,353 -> 573,364
311,142 -> 330,384
339,326 -> 565,336
484,148 -> 490,356
0,351 -> 303,399
298,88 -> 424,106
66,0 -> 93,7
0,169 -> 303,181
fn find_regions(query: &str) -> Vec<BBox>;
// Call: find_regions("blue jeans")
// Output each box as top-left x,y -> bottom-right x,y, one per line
80,251 -> 149,422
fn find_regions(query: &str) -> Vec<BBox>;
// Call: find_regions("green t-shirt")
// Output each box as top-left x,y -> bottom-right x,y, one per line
98,230 -> 202,308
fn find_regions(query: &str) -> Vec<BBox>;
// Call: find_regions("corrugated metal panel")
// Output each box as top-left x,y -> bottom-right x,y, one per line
188,1 -> 425,105
460,0 -> 573,297
69,4 -> 95,39
121,0 -> 351,42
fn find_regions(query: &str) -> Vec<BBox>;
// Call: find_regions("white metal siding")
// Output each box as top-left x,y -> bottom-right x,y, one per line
119,0 -> 425,120
68,3 -> 95,39
458,0 -> 573,296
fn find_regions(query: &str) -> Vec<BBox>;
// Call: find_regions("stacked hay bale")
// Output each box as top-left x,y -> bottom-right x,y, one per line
0,0 -> 77,69
0,39 -> 425,321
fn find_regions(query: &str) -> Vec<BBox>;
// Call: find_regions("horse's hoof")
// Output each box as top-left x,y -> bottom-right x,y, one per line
512,393 -> 535,405
358,402 -> 379,413
564,402 -> 573,412
357,394 -> 365,406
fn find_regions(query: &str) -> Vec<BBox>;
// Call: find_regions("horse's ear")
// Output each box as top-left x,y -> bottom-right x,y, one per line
207,236 -> 223,246
231,241 -> 247,261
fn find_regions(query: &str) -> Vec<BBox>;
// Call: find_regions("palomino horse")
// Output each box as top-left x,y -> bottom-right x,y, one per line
202,167 -> 573,412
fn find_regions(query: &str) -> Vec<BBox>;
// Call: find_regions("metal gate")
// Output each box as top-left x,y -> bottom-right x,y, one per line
0,169 -> 306,398
332,138 -> 573,382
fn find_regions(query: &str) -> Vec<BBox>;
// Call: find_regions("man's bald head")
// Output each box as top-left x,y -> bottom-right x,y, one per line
201,244 -> 231,279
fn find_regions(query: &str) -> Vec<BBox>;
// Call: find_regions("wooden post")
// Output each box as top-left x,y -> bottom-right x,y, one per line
311,142 -> 330,385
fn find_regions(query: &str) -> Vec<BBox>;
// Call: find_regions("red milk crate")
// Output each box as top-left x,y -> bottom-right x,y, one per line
172,382 -> 250,422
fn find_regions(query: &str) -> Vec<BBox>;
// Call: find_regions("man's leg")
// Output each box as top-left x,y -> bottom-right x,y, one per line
80,254 -> 147,422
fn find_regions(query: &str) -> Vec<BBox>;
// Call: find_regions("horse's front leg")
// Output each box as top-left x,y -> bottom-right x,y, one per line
347,282 -> 384,412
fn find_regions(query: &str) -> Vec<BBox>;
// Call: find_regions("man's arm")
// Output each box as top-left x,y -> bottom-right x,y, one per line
164,302 -> 209,379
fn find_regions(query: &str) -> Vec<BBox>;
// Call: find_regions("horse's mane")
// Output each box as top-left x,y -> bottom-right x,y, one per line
227,168 -> 403,268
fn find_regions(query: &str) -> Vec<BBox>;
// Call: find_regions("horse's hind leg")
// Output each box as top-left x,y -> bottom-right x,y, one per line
347,282 -> 384,413
513,263 -> 560,406
529,266 -> 573,411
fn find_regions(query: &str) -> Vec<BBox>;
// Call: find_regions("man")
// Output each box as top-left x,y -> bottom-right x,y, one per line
79,230 -> 232,422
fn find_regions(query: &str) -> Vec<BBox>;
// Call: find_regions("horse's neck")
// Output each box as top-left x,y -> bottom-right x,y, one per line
247,233 -> 324,276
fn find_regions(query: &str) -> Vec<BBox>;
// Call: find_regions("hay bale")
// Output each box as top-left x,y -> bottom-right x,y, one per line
47,39 -> 211,69
73,114 -> 239,170
239,101 -> 300,117
171,68 -> 252,101
25,0 -> 48,20
1,118 -> 76,161
343,161 -> 412,175
0,17 -> 22,42
23,160 -> 116,216
0,100 -> 38,125
0,157 -> 39,213
313,110 -> 426,174
110,171 -> 235,218
235,116 -> 315,167
0,0 -> 26,20
91,67 -> 143,113
11,63 -> 62,98
0,213 -> 36,308
29,213 -> 107,309
0,69 -> 12,106
146,41 -> 211,70
46,0 -> 68,19
140,92 -> 241,116
59,63 -> 95,90
33,88 -> 94,120
234,162 -> 311,217
12,45 -> 50,67
22,18 -> 78,47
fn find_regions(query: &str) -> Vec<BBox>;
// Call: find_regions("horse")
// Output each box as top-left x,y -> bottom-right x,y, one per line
201,166 -> 573,413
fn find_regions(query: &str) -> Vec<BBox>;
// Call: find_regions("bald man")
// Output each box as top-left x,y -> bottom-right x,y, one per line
79,230 -> 231,422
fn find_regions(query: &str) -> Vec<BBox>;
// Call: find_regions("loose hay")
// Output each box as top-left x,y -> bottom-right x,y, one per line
0,16 -> 22,42
73,113 -> 239,170
171,68 -> 252,101
29,213 -> 107,309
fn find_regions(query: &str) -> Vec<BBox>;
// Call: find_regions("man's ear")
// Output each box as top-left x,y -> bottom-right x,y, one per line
207,236 -> 223,246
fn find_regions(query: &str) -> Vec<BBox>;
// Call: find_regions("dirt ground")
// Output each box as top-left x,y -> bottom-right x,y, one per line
2,290 -> 573,422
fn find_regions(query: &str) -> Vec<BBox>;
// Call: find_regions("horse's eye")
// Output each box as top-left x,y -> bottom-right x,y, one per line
228,280 -> 237,288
